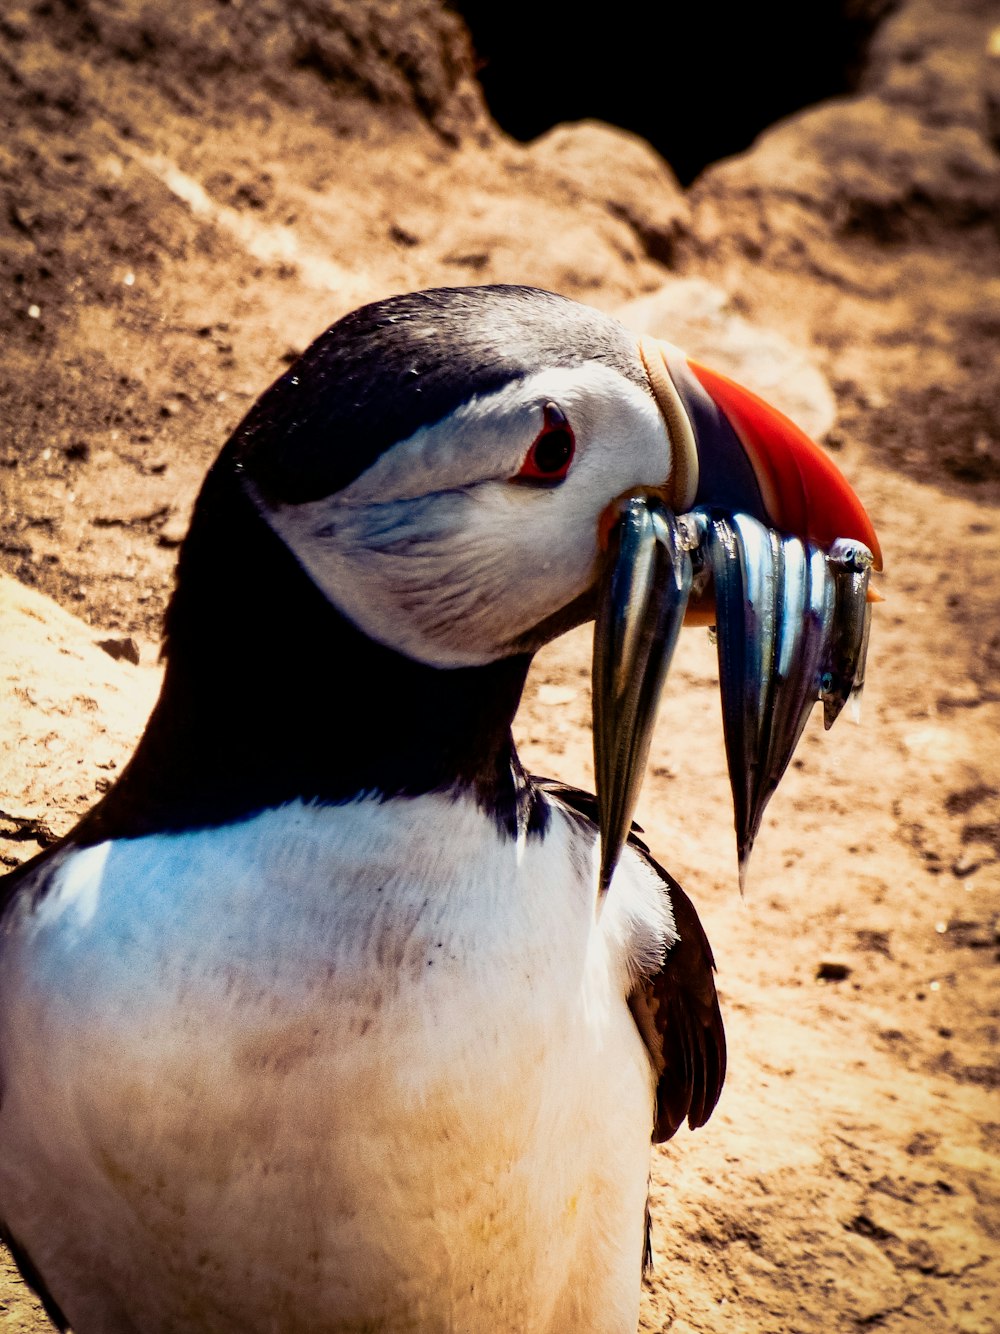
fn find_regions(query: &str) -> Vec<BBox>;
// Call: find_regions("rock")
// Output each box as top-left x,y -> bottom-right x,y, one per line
816,961 -> 853,982
0,574 -> 160,861
690,95 -> 1000,257
418,167 -> 669,301
95,635 -> 141,666
80,0 -> 489,142
617,277 -> 838,440
986,24 -> 1000,149
157,509 -> 192,549
527,121 -> 689,265
952,848 -> 988,877
861,0 -> 998,134
0,811 -> 58,850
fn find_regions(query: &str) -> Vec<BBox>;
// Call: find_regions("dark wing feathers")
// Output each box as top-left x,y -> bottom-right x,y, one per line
628,854 -> 726,1142
531,778 -> 651,854
534,777 -> 726,1144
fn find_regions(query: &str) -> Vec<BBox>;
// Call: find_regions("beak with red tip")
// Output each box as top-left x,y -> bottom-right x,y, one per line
639,336 -> 882,570
592,337 -> 882,892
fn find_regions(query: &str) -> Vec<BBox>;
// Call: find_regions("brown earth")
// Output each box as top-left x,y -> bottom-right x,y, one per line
1,1 -> 998,1330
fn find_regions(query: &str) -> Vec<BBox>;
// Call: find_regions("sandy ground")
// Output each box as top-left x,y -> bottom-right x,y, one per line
1,2 -> 998,1329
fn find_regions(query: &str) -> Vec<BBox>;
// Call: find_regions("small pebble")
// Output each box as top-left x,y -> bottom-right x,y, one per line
95,636 -> 140,666
952,850 -> 983,878
816,961 -> 852,982
157,513 -> 189,548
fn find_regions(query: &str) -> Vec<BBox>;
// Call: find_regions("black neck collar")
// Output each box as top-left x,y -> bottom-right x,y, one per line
74,453 -> 548,846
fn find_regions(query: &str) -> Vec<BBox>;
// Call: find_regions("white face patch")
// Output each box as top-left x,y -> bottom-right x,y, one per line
257,362 -> 673,667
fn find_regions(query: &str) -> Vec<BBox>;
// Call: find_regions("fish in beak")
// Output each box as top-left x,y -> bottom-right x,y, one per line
592,499 -> 693,893
593,338 -> 881,892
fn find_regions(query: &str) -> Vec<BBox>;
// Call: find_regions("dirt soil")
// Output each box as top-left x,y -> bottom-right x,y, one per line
1,2 -> 998,1331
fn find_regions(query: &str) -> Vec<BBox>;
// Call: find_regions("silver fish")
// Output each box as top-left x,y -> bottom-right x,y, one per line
593,497 -> 876,895
592,496 -> 692,892
822,538 -> 874,729
759,543 -> 836,810
706,514 -> 871,887
701,514 -> 756,883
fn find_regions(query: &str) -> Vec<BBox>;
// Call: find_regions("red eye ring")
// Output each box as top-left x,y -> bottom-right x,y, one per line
513,403 -> 576,483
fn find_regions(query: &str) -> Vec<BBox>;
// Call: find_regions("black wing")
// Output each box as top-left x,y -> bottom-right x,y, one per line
534,777 -> 726,1144
627,851 -> 726,1142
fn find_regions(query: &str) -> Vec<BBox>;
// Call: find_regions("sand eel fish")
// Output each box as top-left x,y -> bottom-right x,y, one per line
0,285 -> 880,1333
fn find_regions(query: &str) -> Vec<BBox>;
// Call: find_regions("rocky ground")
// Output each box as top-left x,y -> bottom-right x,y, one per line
1,1 -> 998,1330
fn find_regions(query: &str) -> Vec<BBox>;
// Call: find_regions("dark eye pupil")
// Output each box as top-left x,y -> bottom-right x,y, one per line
534,428 -> 573,474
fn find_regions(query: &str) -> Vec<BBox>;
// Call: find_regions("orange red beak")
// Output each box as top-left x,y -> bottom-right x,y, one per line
640,338 -> 883,573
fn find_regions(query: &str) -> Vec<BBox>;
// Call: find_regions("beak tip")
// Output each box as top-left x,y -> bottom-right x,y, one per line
683,357 -> 883,570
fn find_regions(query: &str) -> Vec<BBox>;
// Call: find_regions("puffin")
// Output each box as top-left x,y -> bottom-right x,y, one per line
0,285 -> 879,1333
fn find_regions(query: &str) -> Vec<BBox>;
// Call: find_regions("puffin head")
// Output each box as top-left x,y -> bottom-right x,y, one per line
233,285 -> 878,673
134,284 -> 877,848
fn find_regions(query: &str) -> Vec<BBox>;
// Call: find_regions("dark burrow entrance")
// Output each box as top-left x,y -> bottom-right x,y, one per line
453,0 -> 898,185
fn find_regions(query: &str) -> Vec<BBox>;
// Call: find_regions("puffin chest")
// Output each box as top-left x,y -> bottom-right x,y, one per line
0,794 -> 660,1331
10,795 -> 601,1092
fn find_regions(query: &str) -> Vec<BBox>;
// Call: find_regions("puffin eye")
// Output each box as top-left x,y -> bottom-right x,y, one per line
513,403 -> 576,484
